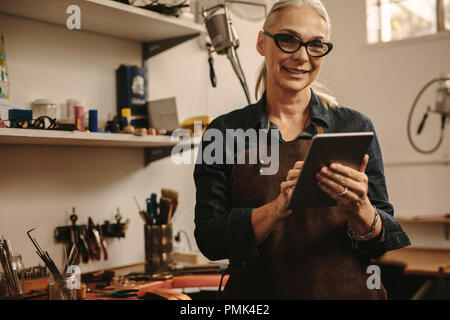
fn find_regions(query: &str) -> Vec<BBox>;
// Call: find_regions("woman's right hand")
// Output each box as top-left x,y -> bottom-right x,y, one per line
274,161 -> 304,219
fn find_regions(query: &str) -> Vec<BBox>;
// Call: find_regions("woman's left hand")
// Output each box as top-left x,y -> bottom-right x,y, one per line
316,154 -> 381,238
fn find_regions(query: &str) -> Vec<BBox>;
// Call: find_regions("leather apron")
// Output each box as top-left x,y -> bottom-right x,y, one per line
222,125 -> 387,300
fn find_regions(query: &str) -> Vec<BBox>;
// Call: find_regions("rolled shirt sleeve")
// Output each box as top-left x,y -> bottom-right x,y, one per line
351,119 -> 411,258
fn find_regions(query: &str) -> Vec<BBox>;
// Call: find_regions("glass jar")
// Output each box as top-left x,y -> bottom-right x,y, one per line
31,99 -> 58,119
8,254 -> 25,296
0,267 -> 8,298
48,273 -> 77,300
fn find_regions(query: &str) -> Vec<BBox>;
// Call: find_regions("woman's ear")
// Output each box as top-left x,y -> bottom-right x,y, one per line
256,31 -> 265,56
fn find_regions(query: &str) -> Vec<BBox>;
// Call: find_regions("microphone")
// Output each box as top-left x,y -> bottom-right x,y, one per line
202,4 -> 251,104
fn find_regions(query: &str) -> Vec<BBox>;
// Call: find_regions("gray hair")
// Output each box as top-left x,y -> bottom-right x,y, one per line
255,0 -> 338,108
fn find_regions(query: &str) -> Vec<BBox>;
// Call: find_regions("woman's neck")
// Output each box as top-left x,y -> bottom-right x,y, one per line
265,85 -> 312,122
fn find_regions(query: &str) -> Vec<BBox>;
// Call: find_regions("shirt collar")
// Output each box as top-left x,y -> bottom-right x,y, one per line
248,88 -> 331,130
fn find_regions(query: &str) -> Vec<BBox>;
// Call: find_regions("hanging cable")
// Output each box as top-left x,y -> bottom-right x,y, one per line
407,77 -> 449,154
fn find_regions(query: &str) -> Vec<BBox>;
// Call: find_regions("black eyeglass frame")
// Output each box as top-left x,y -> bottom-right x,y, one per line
8,116 -> 59,130
263,31 -> 333,58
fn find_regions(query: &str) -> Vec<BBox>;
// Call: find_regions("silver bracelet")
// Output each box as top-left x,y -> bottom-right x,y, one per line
347,206 -> 379,242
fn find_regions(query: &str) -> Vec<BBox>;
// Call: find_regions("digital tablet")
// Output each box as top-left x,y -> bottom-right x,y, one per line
287,132 -> 374,210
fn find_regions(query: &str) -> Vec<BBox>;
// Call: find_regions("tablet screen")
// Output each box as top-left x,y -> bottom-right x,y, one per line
287,132 -> 374,210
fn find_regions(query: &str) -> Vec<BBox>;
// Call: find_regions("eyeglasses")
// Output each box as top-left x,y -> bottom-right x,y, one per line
8,116 -> 59,130
263,31 -> 333,58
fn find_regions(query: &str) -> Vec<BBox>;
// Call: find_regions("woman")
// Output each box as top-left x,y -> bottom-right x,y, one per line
194,0 -> 410,299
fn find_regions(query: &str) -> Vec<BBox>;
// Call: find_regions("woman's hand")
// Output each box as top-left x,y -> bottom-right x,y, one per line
274,161 -> 304,219
315,154 -> 382,238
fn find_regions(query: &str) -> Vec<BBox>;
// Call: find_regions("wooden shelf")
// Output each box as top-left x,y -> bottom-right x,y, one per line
0,128 -> 200,165
397,216 -> 450,224
0,128 -> 178,147
0,0 -> 204,42
397,215 -> 450,240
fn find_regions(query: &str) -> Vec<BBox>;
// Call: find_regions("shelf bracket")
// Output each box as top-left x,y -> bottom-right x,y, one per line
144,146 -> 175,166
144,140 -> 198,166
142,33 -> 200,60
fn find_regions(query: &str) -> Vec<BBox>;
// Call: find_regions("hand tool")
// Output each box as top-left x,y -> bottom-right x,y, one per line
133,195 -> 151,224
0,237 -> 21,296
161,188 -> 178,222
69,210 -> 80,265
78,228 -> 90,264
88,288 -> 138,298
159,197 -> 172,225
151,193 -> 159,224
87,217 -> 102,261
97,223 -> 108,261
146,197 -> 156,225
70,211 -> 88,263
26,229 -> 62,282
64,243 -> 78,273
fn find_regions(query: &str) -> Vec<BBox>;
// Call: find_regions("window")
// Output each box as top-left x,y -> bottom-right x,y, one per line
446,0 -> 450,29
366,0 -> 450,44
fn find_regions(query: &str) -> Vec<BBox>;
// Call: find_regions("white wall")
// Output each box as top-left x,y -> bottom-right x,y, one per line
0,10 -> 264,272
0,0 -> 448,276
321,0 -> 450,248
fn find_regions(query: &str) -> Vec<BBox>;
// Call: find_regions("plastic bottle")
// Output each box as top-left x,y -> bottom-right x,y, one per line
0,33 -> 10,100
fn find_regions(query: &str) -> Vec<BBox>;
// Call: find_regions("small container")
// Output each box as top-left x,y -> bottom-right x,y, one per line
144,224 -> 173,275
88,109 -> 98,132
0,267 -> 8,298
60,98 -> 81,124
8,254 -> 25,296
121,107 -> 132,127
31,99 -> 57,119
74,106 -> 85,131
48,273 -> 77,300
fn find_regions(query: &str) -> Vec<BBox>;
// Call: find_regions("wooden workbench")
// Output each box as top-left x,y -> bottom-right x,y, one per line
378,247 -> 450,277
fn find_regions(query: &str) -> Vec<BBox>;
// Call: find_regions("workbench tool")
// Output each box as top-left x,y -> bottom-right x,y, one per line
26,229 -> 62,281
88,288 -> 138,298
97,223 -> 108,261
63,243 -> 78,274
146,196 -> 156,225
0,237 -> 23,296
87,217 -> 102,261
134,195 -> 151,225
70,210 -> 89,263
159,197 -> 172,225
151,193 -> 159,224
161,188 -> 178,223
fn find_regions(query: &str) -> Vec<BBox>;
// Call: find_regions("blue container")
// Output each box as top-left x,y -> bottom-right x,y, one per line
88,109 -> 98,132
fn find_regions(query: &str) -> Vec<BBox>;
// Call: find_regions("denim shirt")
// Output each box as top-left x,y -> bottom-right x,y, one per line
194,89 -> 410,274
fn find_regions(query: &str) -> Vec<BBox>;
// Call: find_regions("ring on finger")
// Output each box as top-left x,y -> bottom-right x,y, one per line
337,186 -> 348,197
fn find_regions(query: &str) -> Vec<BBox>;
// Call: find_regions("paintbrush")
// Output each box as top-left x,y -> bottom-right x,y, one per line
161,188 -> 178,219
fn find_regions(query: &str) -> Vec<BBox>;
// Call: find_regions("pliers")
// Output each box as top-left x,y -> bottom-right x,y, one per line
90,289 -> 139,298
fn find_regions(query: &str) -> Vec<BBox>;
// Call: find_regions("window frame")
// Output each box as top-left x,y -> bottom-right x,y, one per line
366,0 -> 450,44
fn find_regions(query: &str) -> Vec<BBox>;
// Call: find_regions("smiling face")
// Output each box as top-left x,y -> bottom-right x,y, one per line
257,5 -> 329,95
